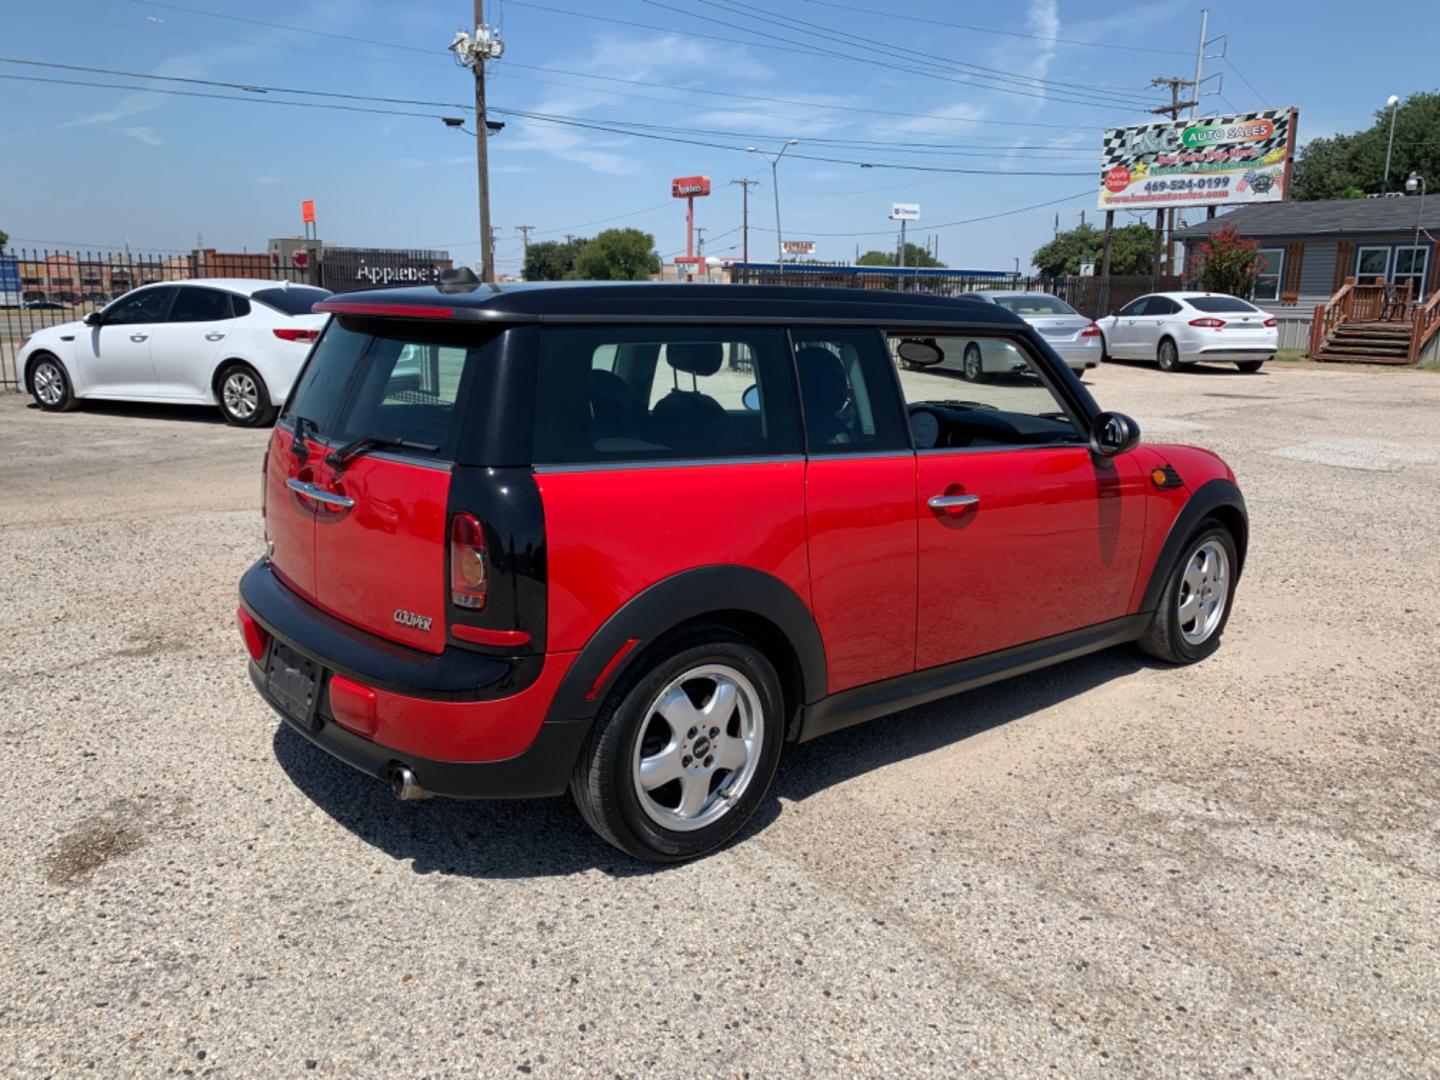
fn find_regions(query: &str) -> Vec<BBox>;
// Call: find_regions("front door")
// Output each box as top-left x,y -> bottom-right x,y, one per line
1128,295 -> 1176,360
81,285 -> 175,397
1106,296 -> 1150,358
895,331 -> 1147,669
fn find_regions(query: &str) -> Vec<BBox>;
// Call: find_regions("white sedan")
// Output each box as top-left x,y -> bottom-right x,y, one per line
18,279 -> 331,425
1096,292 -> 1277,373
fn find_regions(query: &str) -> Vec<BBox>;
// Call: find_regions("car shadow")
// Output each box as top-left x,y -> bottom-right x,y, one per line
273,644 -> 1154,879
1103,357 -> 1267,376
61,399 -> 234,425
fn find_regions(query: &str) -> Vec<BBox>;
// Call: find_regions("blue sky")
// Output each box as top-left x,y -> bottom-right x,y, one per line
3,0 -> 1436,275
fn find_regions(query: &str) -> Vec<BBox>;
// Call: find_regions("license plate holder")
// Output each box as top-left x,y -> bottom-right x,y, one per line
265,641 -> 321,730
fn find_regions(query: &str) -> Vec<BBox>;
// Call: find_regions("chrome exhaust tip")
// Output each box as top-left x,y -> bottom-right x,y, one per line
389,765 -> 430,801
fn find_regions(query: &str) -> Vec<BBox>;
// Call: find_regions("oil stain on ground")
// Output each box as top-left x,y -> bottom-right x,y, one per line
45,796 -> 187,885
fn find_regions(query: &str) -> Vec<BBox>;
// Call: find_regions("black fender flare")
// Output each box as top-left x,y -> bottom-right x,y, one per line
544,565 -> 827,725
1139,478 -> 1248,613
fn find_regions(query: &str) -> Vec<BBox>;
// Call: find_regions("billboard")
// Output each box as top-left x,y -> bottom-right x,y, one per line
1098,109 -> 1297,212
782,240 -> 815,255
890,203 -> 921,220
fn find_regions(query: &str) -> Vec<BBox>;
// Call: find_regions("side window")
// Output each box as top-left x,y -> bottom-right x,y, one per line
169,286 -> 233,323
791,327 -> 908,453
1151,297 -> 1181,316
890,333 -> 1083,451
534,326 -> 802,464
103,286 -> 175,325
230,294 -> 252,318
1116,297 -> 1150,317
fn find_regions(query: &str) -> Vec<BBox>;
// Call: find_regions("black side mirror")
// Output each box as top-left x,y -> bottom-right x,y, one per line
896,339 -> 944,367
1090,411 -> 1140,457
83,311 -> 102,327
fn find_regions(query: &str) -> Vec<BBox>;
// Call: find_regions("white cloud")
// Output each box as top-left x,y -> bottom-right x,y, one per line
892,102 -> 989,137
123,126 -> 163,146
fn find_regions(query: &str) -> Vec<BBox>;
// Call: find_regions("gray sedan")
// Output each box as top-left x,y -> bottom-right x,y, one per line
934,292 -> 1103,381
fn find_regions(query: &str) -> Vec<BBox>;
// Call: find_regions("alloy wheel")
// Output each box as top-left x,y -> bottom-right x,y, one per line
33,361 -> 64,406
631,663 -> 764,832
963,345 -> 983,381
1177,539 -> 1229,645
1158,340 -> 1178,371
223,371 -> 259,420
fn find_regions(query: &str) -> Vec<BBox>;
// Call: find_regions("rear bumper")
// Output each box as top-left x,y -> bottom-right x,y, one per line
1050,341 -> 1103,369
240,560 -> 589,798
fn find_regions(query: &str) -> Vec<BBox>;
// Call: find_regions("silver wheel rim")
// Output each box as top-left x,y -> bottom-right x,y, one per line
222,371 -> 259,419
631,663 -> 764,833
1178,539 -> 1229,645
964,346 -> 981,379
34,361 -> 64,405
1160,342 -> 1177,369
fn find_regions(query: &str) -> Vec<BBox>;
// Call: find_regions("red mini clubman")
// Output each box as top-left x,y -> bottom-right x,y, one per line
238,281 -> 1247,861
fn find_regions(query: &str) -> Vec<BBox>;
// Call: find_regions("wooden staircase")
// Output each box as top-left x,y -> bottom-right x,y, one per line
1309,277 -> 1440,366
1314,321 -> 1415,364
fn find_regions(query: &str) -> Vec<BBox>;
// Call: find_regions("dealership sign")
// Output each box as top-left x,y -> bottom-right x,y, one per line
1098,108 -> 1298,212
782,240 -> 815,255
889,203 -> 921,221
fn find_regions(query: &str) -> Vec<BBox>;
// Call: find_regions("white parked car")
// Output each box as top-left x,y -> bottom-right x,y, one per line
1095,292 -> 1277,373
18,279 -> 331,425
907,292 -> 1103,380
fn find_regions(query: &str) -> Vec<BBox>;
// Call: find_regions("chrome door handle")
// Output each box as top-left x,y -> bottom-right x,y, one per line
205,332 -> 226,341
928,493 -> 980,509
129,333 -> 148,342
286,477 -> 355,509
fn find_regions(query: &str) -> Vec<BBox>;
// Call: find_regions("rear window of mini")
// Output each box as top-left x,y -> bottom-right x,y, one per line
533,325 -> 803,465
282,318 -> 489,460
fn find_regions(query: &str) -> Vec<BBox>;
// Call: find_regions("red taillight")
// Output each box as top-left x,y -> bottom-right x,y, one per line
313,300 -> 454,319
1189,317 -> 1226,328
328,675 -> 378,737
1080,322 -> 1102,337
273,327 -> 320,342
236,607 -> 269,663
1263,317 -> 1277,327
450,512 -> 487,610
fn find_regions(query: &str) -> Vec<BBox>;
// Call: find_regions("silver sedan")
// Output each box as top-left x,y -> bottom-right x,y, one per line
940,292 -> 1103,381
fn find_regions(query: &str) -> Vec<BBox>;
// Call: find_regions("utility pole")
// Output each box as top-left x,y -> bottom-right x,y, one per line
1149,75 -> 1200,282
695,226 -> 706,257
729,178 -> 758,266
515,224 -> 534,256
449,4 -> 504,282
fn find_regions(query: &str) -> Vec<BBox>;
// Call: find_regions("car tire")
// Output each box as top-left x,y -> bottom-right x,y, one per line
28,354 -> 80,412
961,343 -> 985,382
1235,360 -> 1265,373
1157,338 -> 1180,372
1137,519 -> 1238,665
216,362 -> 277,427
570,629 -> 785,862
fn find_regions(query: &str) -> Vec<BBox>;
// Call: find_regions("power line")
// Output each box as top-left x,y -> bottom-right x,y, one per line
636,0 -> 1161,110
677,0 -> 1162,105
1224,57 -> 1271,108
793,0 -> 1192,55
742,188 -> 1096,238
123,0 -> 441,55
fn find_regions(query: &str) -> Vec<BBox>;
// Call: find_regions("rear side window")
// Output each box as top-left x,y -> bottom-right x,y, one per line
282,320 -> 485,459
169,286 -> 233,322
1188,295 -> 1259,313
534,326 -> 802,465
252,285 -> 332,316
792,328 -> 908,454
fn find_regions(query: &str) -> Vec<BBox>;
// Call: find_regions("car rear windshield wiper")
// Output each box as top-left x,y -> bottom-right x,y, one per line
324,433 -> 440,472
290,415 -> 320,463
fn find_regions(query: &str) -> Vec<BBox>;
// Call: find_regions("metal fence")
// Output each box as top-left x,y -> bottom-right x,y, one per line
1,245 -> 453,392
729,264 -> 1183,321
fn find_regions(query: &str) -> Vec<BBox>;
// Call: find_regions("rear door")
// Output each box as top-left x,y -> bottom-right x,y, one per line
146,285 -> 234,398
275,320 -> 481,654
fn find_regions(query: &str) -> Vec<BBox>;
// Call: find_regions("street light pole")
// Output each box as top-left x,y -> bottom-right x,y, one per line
748,140 -> 798,263
1406,172 -> 1426,251
1384,95 -> 1401,192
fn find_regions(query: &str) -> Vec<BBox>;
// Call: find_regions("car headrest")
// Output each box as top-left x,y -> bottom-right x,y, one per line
795,346 -> 849,415
666,342 -> 723,377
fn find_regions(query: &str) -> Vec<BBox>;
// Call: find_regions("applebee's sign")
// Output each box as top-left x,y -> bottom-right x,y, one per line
672,176 -> 711,198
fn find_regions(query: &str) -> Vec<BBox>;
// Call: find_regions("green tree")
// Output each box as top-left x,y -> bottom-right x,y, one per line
570,228 -> 661,281
1292,91 -> 1440,199
523,237 -> 586,281
855,243 -> 944,268
0,226 -> 8,251
1194,225 -> 1264,297
1031,223 -> 1154,276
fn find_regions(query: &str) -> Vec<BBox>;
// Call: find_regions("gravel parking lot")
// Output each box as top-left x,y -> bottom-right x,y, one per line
2,359 -> 1437,1077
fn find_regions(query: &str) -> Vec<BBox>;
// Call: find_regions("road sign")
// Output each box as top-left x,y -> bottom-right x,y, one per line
890,203 -> 920,221
782,240 -> 815,255
671,176 -> 711,198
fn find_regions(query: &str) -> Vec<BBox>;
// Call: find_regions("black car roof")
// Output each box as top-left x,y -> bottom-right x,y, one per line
319,280 -> 1029,328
